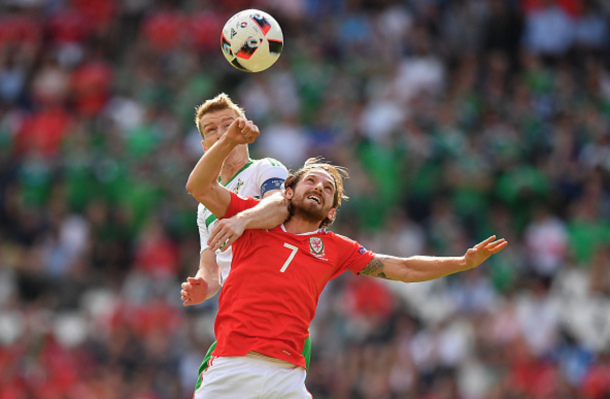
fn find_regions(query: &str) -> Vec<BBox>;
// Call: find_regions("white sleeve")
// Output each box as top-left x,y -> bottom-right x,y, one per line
257,158 -> 289,197
197,203 -> 211,254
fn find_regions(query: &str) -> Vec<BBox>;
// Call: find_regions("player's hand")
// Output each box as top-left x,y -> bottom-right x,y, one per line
463,235 -> 508,270
226,118 -> 260,145
208,216 -> 246,252
181,277 -> 209,306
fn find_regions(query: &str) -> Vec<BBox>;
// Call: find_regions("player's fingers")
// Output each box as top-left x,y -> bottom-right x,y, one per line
209,237 -> 225,251
211,233 -> 229,251
485,238 -> 506,248
488,240 -> 508,253
208,226 -> 228,247
475,235 -> 496,248
222,236 -> 239,251
209,222 -> 225,238
187,277 -> 201,285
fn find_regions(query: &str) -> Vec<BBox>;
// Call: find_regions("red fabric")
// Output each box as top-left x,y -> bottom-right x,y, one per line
212,193 -> 376,368
508,359 -> 559,398
134,236 -> 179,276
188,12 -> 226,51
0,15 -> 41,48
520,0 -> 582,17
70,61 -> 113,116
141,11 -> 185,52
48,8 -> 90,44
581,362 -> 610,399
71,0 -> 117,30
219,0 -> 256,10
0,384 -> 26,399
16,107 -> 74,157
109,300 -> 182,337
343,275 -> 394,319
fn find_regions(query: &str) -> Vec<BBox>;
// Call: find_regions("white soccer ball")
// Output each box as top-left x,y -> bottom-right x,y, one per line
220,9 -> 283,73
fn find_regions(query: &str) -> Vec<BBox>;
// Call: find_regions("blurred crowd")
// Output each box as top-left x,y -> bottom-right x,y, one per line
1,0 -> 610,398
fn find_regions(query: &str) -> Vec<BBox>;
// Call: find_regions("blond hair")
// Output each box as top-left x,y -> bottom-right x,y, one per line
285,157 -> 349,228
194,93 -> 246,138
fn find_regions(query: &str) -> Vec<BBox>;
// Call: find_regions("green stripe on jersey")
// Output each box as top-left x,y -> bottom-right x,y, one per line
265,157 -> 284,168
222,161 -> 253,186
205,214 -> 217,229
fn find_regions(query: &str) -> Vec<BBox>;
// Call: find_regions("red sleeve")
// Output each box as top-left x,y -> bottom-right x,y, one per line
224,192 -> 261,219
333,234 -> 376,276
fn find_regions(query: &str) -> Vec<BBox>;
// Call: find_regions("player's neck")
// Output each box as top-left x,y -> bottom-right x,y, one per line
283,218 -> 321,235
219,154 -> 250,185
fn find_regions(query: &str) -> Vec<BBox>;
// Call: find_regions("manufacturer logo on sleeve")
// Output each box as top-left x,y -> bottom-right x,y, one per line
309,237 -> 325,257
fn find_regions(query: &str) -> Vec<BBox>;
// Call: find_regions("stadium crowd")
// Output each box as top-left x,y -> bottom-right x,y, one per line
0,0 -> 609,398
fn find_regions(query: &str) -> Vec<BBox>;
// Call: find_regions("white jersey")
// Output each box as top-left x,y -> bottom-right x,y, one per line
197,157 -> 288,285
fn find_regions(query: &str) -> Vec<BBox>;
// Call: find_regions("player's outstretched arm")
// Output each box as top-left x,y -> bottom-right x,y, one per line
208,190 -> 289,251
360,236 -> 508,282
181,249 -> 221,306
186,118 -> 260,218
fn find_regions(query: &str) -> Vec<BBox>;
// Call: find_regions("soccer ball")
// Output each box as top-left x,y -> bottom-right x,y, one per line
220,9 -> 283,73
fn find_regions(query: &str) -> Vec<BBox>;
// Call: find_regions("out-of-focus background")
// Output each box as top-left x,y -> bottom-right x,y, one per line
1,0 -> 610,398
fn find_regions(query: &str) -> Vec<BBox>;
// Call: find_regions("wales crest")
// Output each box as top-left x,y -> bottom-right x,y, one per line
309,237 -> 325,257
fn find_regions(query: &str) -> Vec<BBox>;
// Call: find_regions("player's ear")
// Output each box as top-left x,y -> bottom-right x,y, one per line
327,208 -> 336,222
285,187 -> 294,199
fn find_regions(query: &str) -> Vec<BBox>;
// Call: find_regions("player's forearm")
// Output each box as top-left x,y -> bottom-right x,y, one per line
237,192 -> 289,230
399,255 -> 468,282
186,136 -> 236,198
195,264 -> 221,299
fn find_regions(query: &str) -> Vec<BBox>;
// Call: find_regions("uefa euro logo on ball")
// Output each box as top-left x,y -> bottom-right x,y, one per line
220,9 -> 284,73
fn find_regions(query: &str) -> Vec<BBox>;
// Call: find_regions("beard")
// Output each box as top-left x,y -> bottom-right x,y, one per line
287,193 -> 330,225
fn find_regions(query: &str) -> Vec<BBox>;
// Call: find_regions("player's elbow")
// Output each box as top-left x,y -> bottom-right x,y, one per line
186,178 -> 212,202
185,178 -> 197,195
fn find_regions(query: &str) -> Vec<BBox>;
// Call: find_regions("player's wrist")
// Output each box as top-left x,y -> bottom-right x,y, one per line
218,134 -> 240,149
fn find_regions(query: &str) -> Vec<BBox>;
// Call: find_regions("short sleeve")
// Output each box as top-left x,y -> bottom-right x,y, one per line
224,192 -> 261,219
257,158 -> 289,197
197,203 -> 210,254
334,234 -> 376,276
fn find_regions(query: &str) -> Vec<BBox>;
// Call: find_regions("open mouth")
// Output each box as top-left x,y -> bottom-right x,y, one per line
307,194 -> 322,205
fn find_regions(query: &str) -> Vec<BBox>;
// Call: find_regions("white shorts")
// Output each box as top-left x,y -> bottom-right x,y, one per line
194,354 -> 312,399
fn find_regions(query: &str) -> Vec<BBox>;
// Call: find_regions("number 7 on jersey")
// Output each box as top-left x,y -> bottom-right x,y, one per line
281,243 -> 298,272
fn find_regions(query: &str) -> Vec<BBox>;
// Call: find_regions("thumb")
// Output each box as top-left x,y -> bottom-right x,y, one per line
187,277 -> 202,284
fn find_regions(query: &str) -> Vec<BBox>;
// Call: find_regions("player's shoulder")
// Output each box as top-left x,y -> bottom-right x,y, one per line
252,157 -> 287,171
327,231 -> 371,255
328,231 -> 358,244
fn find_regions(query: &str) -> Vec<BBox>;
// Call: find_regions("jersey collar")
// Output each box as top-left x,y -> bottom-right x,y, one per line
280,224 -> 322,236
220,160 -> 254,186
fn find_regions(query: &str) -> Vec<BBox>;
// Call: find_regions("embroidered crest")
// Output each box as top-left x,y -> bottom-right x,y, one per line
309,237 -> 325,256
233,179 -> 244,194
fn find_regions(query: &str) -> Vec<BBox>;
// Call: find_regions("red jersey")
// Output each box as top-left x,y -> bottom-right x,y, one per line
212,193 -> 376,368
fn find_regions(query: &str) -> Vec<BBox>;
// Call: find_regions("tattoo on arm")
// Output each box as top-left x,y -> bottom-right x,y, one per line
360,256 -> 392,280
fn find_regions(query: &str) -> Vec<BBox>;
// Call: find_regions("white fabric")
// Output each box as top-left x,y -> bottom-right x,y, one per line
194,355 -> 312,399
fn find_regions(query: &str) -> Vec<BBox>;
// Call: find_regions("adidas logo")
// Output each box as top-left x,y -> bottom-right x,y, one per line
230,28 -> 237,38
